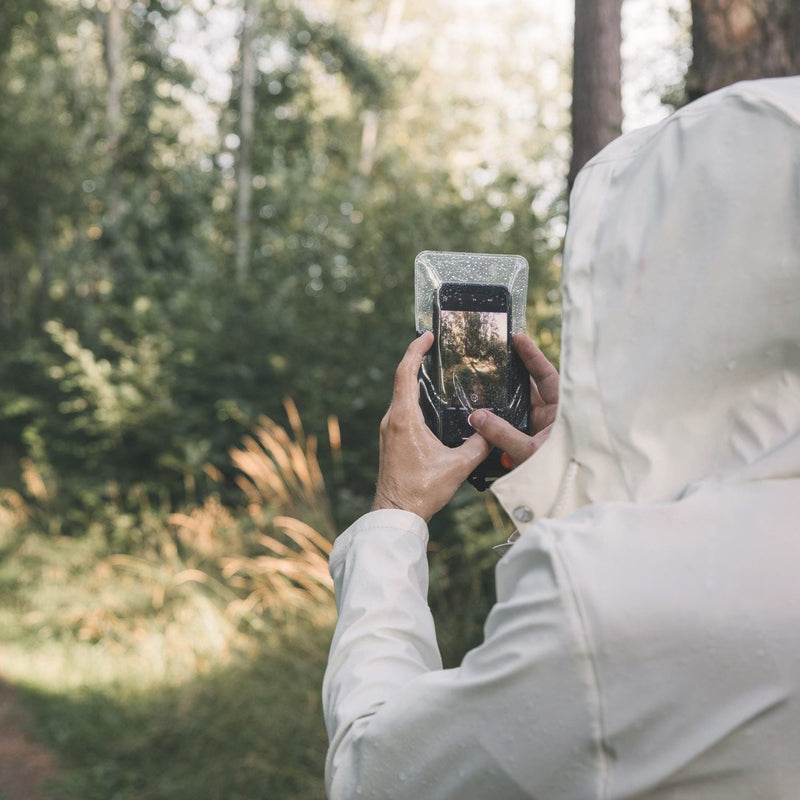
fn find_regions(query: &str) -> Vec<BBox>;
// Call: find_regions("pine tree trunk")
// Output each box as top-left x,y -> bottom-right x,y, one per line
568,0 -> 624,191
687,0 -> 800,101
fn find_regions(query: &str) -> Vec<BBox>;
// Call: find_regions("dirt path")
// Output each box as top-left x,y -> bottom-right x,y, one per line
0,680 -> 59,800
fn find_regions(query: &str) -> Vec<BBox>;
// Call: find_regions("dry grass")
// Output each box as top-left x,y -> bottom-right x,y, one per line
0,489 -> 29,531
231,399 -> 335,535
221,399 -> 336,619
106,400 -> 337,630
220,515 -> 333,616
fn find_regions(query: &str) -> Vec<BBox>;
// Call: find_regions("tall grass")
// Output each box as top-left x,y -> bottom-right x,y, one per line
103,399 -> 337,630
0,402 -> 341,798
231,399 -> 335,534
223,399 -> 336,619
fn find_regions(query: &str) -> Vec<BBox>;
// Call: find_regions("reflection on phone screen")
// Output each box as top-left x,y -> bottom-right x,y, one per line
439,309 -> 509,410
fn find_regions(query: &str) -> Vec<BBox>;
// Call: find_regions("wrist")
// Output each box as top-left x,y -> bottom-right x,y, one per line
372,486 -> 429,521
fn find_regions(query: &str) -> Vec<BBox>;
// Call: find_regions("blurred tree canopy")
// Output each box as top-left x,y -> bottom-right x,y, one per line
0,0 -> 564,531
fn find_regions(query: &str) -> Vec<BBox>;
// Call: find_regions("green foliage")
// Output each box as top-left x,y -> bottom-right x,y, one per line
0,0 -> 563,535
44,320 -> 173,442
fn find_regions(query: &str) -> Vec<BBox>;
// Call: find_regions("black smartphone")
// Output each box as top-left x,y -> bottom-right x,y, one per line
432,282 -> 514,446
418,282 -> 529,489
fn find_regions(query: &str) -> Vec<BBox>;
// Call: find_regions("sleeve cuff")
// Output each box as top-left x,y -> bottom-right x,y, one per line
329,509 -> 428,571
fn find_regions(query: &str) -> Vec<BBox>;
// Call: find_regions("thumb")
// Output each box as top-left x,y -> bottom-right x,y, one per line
468,409 -> 537,468
455,432 -> 492,471
441,432 -> 491,485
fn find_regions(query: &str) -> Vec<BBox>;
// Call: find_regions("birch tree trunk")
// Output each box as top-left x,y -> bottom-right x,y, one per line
235,0 -> 258,283
104,0 -> 125,231
358,0 -> 405,177
568,0 -> 624,191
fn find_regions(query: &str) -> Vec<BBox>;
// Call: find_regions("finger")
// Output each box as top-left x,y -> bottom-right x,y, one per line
392,331 -> 434,409
452,432 -> 491,472
512,333 -> 559,406
468,408 -> 538,466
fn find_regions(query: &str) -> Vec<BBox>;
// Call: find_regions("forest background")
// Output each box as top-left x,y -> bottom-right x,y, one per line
0,0 -> 796,797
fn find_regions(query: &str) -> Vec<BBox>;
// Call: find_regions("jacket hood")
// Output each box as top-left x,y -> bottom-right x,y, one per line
493,77 -> 800,519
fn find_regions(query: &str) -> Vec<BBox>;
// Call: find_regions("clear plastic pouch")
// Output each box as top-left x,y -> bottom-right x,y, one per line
414,251 -> 530,490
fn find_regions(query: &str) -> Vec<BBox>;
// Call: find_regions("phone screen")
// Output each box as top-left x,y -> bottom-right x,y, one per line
438,306 -> 510,411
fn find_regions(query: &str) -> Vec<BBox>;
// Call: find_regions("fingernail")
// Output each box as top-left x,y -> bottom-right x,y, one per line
468,410 -> 487,428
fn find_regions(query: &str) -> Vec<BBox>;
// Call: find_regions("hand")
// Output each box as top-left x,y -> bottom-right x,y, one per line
372,332 -> 491,522
467,333 -> 559,468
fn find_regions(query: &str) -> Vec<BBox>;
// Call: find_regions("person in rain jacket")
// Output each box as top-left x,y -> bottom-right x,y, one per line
322,76 -> 800,799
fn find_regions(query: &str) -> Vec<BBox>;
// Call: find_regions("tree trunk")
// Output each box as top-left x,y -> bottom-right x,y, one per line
358,0 -> 405,177
568,0 -> 624,191
0,252 -> 13,334
235,0 -> 258,284
104,0 -> 125,230
687,0 -> 800,101
37,203 -> 53,321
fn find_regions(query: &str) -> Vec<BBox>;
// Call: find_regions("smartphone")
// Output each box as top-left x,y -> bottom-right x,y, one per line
423,281 -> 530,484
431,283 -> 512,446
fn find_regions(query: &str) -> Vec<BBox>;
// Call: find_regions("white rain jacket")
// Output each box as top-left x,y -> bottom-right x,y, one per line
322,77 -> 800,799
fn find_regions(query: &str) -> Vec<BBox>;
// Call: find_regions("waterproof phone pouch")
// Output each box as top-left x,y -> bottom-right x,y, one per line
415,251 -> 530,490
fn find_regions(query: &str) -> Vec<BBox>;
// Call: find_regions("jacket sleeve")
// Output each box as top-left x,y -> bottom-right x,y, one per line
322,510 -> 604,800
